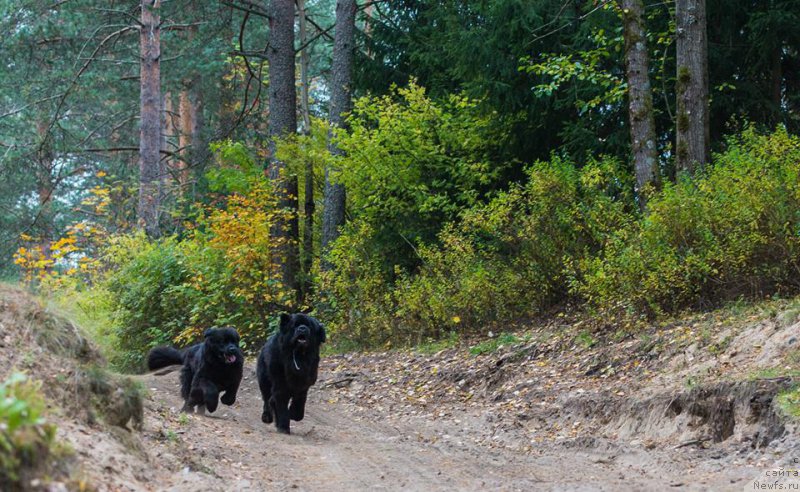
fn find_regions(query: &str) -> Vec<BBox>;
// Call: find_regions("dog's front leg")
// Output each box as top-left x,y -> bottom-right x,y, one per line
194,378 -> 219,413
220,378 -> 240,406
289,391 -> 307,421
272,390 -> 291,434
182,385 -> 204,413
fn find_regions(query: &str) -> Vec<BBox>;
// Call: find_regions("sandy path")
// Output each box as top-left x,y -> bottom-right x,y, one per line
134,363 -> 765,492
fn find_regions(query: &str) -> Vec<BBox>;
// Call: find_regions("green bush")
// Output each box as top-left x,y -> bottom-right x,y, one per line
101,177 -> 293,371
0,373 -> 57,487
105,236 -> 191,370
390,155 -> 636,340
576,128 -> 800,317
323,155 -> 636,345
319,220 -> 397,348
331,81 -> 510,273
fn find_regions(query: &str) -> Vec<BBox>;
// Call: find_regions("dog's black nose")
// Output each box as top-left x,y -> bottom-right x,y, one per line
226,345 -> 238,354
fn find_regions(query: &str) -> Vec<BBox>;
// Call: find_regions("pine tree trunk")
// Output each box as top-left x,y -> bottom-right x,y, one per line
218,9 -> 238,138
267,0 -> 299,298
620,0 -> 660,208
321,0 -> 356,265
164,91 -> 176,169
298,0 -> 314,303
675,0 -> 710,174
35,120 -> 54,261
770,46 -> 782,112
138,0 -> 162,238
178,88 -> 195,188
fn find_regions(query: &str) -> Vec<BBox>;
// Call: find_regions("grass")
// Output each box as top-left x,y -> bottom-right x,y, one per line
575,330 -> 596,349
161,429 -> 179,443
469,332 -> 521,356
416,331 -> 460,354
746,349 -> 800,381
42,285 -> 118,361
746,364 -> 800,382
776,386 -> 800,419
78,365 -> 145,429
708,335 -> 733,356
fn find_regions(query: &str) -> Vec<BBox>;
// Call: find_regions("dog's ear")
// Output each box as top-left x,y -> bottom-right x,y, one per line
279,313 -> 292,334
313,321 -> 326,343
203,328 -> 214,339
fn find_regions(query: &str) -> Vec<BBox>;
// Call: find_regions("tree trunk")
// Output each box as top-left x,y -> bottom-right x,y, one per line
173,23 -> 202,197
218,8 -> 238,138
267,0 -> 299,298
321,0 -> 356,265
298,0 -> 314,303
35,120 -> 54,261
138,0 -> 162,238
164,91 -> 176,169
178,88 -> 195,188
620,0 -> 660,208
363,1 -> 374,59
675,0 -> 710,174
770,45 -> 782,113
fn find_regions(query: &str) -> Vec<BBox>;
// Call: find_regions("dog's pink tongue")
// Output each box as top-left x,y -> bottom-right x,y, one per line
226,354 -> 236,363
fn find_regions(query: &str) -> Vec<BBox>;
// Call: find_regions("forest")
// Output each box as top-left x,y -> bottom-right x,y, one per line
1,1 -> 800,488
4,0 -> 800,360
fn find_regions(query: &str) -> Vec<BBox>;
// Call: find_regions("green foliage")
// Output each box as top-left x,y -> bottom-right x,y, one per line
390,155 -> 636,340
319,82 -> 517,347
323,153 -> 636,345
0,373 -> 57,486
320,220 -> 397,347
105,235 -> 190,370
523,28 -> 627,115
176,177 -> 294,346
354,0 -> 626,162
469,333 -> 521,356
44,278 -> 118,358
415,331 -> 460,355
101,177 -> 293,371
275,117 -> 330,182
576,128 -> 800,317
575,330 -> 596,348
777,386 -> 800,420
332,81 -> 509,272
206,140 -> 261,194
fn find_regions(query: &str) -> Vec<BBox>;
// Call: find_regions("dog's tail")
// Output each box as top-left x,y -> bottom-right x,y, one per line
146,346 -> 185,370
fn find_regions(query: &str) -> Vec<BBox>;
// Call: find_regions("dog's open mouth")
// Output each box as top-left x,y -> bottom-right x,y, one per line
295,334 -> 309,347
224,354 -> 237,364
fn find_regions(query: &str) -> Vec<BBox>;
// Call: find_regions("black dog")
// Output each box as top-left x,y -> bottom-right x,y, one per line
147,326 -> 244,414
257,313 -> 326,434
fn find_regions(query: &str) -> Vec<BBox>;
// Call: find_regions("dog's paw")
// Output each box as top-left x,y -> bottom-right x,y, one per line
261,409 -> 273,424
220,392 -> 236,405
276,425 -> 290,435
289,406 -> 304,421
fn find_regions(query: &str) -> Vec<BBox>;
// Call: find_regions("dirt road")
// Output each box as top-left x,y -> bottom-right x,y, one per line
133,362 -> 771,492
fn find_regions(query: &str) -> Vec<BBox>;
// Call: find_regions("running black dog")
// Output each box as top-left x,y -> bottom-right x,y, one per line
147,326 -> 244,414
257,313 -> 326,434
